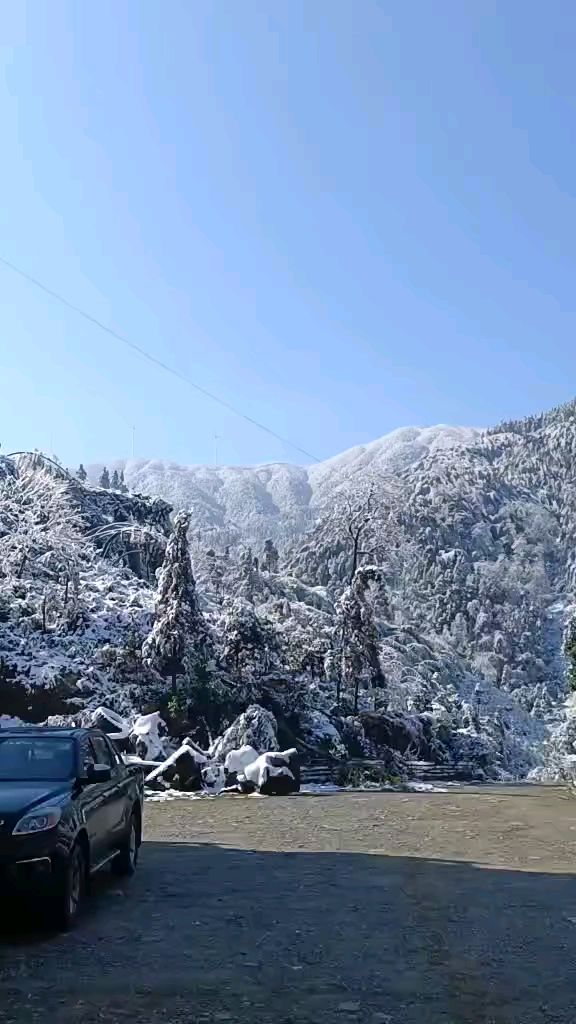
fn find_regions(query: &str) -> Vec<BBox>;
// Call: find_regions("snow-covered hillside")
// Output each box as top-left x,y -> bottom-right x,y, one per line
8,402 -> 576,780
0,455 -> 171,721
90,403 -> 576,777
88,425 -> 480,544
308,425 -> 481,495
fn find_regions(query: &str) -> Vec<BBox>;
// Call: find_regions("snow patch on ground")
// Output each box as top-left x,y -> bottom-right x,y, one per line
405,782 -> 449,793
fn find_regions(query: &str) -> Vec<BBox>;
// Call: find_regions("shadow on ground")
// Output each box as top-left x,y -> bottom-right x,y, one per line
1,840 -> 575,1024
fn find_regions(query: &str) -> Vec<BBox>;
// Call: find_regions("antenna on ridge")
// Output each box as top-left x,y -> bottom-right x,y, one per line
214,434 -> 222,465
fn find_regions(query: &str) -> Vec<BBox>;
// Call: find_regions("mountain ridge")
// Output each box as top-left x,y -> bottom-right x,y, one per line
87,424 -> 482,544
4,402 -> 576,780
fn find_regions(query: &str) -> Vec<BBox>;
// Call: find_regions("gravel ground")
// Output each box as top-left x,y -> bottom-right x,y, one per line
1,785 -> 576,1024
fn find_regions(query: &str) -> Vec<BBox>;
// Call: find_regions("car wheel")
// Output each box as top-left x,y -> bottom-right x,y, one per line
51,842 -> 86,930
112,811 -> 139,877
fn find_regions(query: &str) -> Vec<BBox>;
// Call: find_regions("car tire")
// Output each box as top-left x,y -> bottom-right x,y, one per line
112,810 -> 140,877
50,841 -> 86,931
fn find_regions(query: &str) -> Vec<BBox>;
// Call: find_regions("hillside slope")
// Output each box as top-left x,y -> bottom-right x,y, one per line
0,455 -> 171,720
88,425 -> 480,544
6,403 -> 576,778
91,412 -> 576,722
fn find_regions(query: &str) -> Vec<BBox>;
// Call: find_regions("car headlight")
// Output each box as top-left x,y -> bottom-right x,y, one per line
12,806 -> 62,835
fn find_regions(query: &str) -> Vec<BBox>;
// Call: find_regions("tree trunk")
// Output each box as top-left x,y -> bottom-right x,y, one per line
353,675 -> 360,714
171,637 -> 179,695
336,622 -> 347,710
350,530 -> 361,583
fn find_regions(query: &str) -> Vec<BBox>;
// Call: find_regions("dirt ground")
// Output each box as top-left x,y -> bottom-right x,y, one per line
2,785 -> 576,1024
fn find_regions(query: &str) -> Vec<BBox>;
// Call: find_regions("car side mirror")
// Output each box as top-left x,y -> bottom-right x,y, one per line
85,763 -> 112,784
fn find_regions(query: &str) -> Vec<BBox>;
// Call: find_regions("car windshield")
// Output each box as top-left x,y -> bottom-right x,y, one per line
0,736 -> 75,781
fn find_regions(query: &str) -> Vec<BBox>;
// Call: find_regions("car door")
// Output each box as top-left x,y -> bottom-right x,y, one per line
101,735 -> 133,842
75,735 -> 115,863
88,734 -> 126,849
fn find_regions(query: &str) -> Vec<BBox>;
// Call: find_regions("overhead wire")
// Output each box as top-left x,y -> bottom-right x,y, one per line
0,254 -> 322,463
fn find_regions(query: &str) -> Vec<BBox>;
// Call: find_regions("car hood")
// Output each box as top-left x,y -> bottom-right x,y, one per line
0,781 -> 72,820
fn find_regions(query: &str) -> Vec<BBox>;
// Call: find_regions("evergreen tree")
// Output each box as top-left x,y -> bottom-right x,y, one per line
222,598 -> 278,680
262,538 -> 279,573
565,617 -> 576,692
237,546 -> 258,603
99,467 -> 111,490
205,548 -> 224,603
77,464 -> 87,483
119,469 -> 129,494
111,469 -> 120,490
335,566 -> 385,712
142,510 -> 212,693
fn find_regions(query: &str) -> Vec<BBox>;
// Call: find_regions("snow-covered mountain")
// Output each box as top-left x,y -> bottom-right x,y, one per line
6,402 -> 576,780
308,424 -> 480,493
88,425 -> 480,543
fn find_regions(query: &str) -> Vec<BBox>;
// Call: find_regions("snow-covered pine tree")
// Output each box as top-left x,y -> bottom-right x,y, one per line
99,467 -> 111,490
237,546 -> 258,603
119,469 -> 128,493
111,469 -> 120,490
205,548 -> 225,603
335,565 -> 385,712
564,616 -> 576,692
142,510 -> 212,693
221,598 -> 278,680
262,538 -> 279,573
77,464 -> 87,483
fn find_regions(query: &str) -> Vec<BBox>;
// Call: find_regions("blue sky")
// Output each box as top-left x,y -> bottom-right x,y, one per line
1,1 -> 576,468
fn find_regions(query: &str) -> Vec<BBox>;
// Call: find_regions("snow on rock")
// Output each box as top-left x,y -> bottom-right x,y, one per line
242,748 -> 300,795
80,706 -> 131,739
224,744 -> 259,777
201,763 -> 226,790
210,704 -> 279,762
145,739 -> 207,791
131,711 -> 169,761
124,755 -> 163,772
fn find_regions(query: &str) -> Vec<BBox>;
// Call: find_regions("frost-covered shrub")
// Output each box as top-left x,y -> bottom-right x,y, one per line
297,710 -> 347,759
210,704 -> 279,762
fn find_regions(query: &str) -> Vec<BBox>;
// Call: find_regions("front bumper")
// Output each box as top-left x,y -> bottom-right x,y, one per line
1,855 -> 53,885
0,835 -> 65,890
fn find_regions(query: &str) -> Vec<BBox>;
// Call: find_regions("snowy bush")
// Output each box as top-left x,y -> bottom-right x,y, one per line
210,704 -> 279,762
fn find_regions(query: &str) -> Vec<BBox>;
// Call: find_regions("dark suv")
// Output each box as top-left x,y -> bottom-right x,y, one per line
0,727 -> 144,928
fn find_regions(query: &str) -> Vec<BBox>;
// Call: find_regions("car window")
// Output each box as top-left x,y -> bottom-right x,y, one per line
107,741 -> 123,767
89,735 -> 115,768
0,736 -> 75,781
80,734 -> 94,773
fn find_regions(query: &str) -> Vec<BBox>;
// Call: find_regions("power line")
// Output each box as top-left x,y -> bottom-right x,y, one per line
0,254 -> 321,464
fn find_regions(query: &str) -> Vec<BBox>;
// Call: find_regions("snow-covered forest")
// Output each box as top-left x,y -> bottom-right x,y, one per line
4,399 -> 576,781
